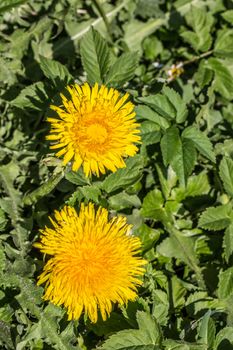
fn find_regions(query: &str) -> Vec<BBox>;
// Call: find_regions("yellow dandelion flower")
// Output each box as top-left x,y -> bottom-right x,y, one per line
35,203 -> 146,323
47,83 -> 141,177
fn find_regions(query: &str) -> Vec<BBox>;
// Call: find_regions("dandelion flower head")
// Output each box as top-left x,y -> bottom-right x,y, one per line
35,203 -> 146,323
47,83 -> 141,177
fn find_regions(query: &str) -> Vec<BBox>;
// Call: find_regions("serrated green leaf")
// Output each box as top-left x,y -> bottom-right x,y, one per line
40,305 -> 77,350
102,156 -> 143,193
136,105 -> 170,130
135,224 -> 160,253
198,204 -> 232,231
173,171 -> 210,202
80,27 -> 110,84
181,5 -> 213,52
11,82 -> 48,110
161,126 -> 180,167
223,224 -> 233,263
206,58 -> 233,100
79,185 -> 101,202
105,52 -> 139,86
152,290 -> 169,326
65,171 -> 90,186
182,126 -> 216,163
218,267 -> 233,300
141,189 -> 164,220
39,56 -> 73,86
0,208 -> 7,232
214,29 -> 233,58
197,310 -> 216,349
161,126 -> 196,186
157,235 -> 196,267
98,311 -> 162,349
140,121 -> 161,146
162,87 -> 188,124
138,94 -> 176,121
219,157 -> 233,198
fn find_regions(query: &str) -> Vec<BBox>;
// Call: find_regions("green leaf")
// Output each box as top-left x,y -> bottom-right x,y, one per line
152,290 -> 169,326
198,204 -> 232,231
213,327 -> 233,350
0,0 -> 27,14
40,305 -> 77,350
102,156 -> 143,193
23,172 -> 64,205
138,94 -> 176,121
157,223 -> 204,287
88,312 -> 131,337
98,311 -> 162,349
0,208 -> 7,232
136,224 -> 160,253
161,126 -> 196,186
157,235 -> 197,269
182,126 -> 216,163
11,82 -> 48,110
206,58 -> 233,100
155,164 -> 178,200
124,18 -> 167,52
79,185 -> 101,202
162,87 -> 188,124
186,292 -> 218,316
80,27 -> 110,84
221,10 -> 233,24
143,36 -> 163,60
218,267 -> 233,300
197,310 -> 216,349
141,189 -> 164,220
109,192 -> 141,211
219,157 -> 233,198
214,29 -> 233,58
136,105 -> 170,130
163,339 -> 206,350
39,56 -> 73,86
105,52 -> 139,87
181,5 -> 213,52
223,224 -> 233,263
195,60 -> 214,89
65,171 -> 90,186
173,171 -> 210,202
170,276 -> 186,309
161,126 -> 180,167
140,121 -> 161,146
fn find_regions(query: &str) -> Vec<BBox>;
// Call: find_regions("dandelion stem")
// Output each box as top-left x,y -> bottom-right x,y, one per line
92,0 -> 113,42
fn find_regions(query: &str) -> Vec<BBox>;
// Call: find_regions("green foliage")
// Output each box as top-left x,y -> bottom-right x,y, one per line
198,204 -> 232,231
80,27 -> 110,85
181,5 -> 214,52
1,0 -> 233,349
98,311 -> 162,349
219,157 -> 233,198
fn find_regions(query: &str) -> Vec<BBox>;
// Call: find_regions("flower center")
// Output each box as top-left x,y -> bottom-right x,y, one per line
87,124 -> 108,144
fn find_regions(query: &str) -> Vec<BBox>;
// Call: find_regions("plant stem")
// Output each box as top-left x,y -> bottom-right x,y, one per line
182,49 -> 213,66
92,0 -> 113,42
